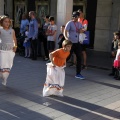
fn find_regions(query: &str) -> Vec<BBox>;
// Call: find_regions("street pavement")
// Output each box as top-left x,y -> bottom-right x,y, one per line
0,53 -> 120,120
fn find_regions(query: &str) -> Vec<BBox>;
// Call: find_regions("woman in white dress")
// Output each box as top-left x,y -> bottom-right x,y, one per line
0,16 -> 17,86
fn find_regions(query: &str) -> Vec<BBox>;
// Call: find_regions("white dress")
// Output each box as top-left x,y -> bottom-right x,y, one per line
0,27 -> 15,85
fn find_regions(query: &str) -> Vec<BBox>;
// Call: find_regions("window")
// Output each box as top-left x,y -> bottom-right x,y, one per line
35,0 -> 50,25
14,0 -> 27,27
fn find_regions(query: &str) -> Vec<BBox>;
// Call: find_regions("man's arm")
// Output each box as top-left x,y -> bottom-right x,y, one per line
33,20 -> 38,39
64,22 -> 71,40
64,29 -> 69,40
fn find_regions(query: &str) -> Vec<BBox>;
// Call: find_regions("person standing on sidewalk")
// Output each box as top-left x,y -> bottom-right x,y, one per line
58,25 -> 65,48
28,11 -> 38,60
20,13 -> 29,36
42,15 -> 50,61
46,16 -> 57,54
78,9 -> 88,69
64,11 -> 85,79
0,16 -> 17,86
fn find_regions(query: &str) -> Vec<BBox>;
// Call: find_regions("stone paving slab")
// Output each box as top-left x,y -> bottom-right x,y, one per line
0,55 -> 120,120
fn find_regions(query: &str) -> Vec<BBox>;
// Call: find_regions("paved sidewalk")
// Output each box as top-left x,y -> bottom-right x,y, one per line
86,49 -> 112,70
0,54 -> 120,120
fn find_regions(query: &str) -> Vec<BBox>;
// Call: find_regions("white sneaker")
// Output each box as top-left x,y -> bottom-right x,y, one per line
2,80 -> 7,86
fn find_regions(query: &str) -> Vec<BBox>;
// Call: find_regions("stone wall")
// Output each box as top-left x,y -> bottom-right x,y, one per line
56,0 -> 73,47
109,0 -> 120,49
94,0 -> 120,52
50,0 -> 57,19
5,0 -> 13,18
94,0 -> 113,52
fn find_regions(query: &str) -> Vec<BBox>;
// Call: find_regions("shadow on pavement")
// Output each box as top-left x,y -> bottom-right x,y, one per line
0,100 -> 52,120
1,87 -> 120,119
86,79 -> 120,89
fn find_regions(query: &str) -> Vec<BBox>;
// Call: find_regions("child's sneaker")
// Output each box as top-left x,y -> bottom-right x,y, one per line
2,79 -> 7,86
75,74 -> 85,79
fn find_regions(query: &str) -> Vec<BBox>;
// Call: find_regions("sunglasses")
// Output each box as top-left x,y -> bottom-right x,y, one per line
73,15 -> 79,18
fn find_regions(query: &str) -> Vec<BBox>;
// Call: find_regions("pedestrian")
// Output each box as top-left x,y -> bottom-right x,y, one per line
70,9 -> 88,68
43,40 -> 72,97
23,25 -> 31,58
58,25 -> 65,48
28,11 -> 38,60
113,42 -> 120,79
0,15 -> 17,86
37,17 -> 42,57
78,9 -> 88,69
20,13 -> 29,36
109,32 -> 120,76
46,16 -> 57,54
110,32 -> 120,58
64,11 -> 85,79
42,15 -> 50,61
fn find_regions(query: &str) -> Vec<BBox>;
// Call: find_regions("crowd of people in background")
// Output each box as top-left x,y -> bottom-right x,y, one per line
19,10 -> 88,66
1,8 -> 120,96
0,9 -> 90,96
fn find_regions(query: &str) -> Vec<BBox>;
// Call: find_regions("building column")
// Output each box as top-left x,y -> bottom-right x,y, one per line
94,0 -> 113,52
0,0 -> 4,15
56,0 -> 73,43
109,1 -> 120,47
6,0 -> 13,18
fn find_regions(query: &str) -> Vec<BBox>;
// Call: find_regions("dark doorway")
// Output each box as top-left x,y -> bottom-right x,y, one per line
73,0 -> 98,49
86,0 -> 98,49
73,5 -> 83,12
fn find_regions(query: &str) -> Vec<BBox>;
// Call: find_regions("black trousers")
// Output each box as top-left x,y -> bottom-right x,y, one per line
30,38 -> 37,59
37,39 -> 42,56
67,43 -> 82,74
43,37 -> 49,58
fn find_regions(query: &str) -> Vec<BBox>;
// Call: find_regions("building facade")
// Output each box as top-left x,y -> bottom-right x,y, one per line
1,0 -> 120,52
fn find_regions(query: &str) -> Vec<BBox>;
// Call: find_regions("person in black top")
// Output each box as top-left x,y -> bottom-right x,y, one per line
58,25 -> 65,48
42,15 -> 50,60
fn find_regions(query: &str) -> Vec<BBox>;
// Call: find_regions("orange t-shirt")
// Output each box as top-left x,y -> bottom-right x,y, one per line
78,18 -> 88,26
52,48 -> 70,67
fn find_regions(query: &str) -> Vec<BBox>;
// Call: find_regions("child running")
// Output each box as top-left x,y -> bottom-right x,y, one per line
43,40 -> 72,97
0,16 -> 17,86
